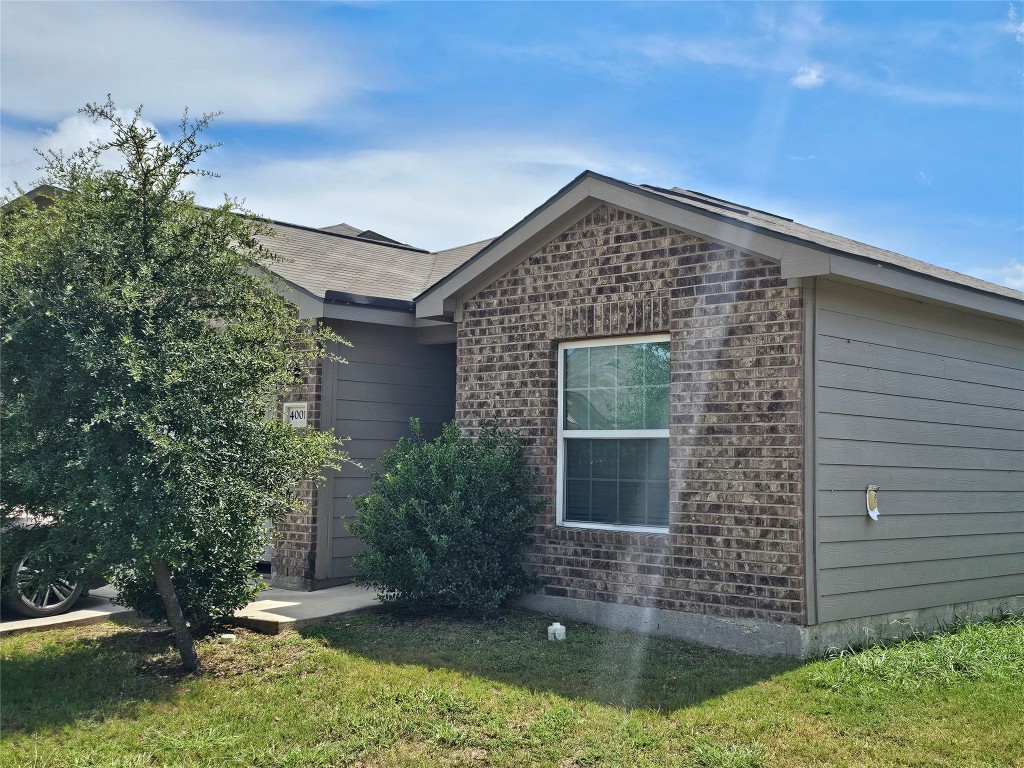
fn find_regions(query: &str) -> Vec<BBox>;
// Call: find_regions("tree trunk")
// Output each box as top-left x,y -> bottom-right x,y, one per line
152,560 -> 200,672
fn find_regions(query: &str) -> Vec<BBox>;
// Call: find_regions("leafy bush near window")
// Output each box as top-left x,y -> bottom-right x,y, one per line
349,419 -> 543,613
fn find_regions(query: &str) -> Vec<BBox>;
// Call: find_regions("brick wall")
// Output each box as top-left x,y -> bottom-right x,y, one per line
457,205 -> 806,624
271,327 -> 324,590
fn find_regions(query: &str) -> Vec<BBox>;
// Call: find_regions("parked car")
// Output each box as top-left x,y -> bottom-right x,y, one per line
1,514 -> 84,618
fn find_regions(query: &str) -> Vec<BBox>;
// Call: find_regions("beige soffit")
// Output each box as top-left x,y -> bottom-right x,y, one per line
414,171 -> 1024,322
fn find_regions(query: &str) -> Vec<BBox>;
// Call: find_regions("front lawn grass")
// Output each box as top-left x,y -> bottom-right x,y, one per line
1,611 -> 1021,767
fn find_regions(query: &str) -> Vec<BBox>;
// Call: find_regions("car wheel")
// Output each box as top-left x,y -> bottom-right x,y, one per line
2,556 -> 83,618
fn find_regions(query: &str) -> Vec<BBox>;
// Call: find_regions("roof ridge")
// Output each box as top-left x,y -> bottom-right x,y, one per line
261,217 -> 430,253
431,236 -> 496,255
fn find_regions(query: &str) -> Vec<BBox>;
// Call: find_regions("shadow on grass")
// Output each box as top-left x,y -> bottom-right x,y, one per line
1,621 -> 180,734
300,609 -> 801,711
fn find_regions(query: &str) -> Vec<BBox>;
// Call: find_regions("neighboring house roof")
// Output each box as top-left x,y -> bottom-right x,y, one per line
320,222 -> 410,247
320,223 -> 364,237
416,170 -> 1023,322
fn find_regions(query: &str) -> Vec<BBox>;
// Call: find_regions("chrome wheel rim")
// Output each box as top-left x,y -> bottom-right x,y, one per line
13,558 -> 80,611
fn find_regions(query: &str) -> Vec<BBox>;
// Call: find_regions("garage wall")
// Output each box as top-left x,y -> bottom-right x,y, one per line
319,319 -> 456,583
812,279 -> 1024,623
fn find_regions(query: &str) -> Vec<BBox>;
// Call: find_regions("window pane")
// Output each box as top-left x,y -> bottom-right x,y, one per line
589,346 -> 617,388
616,387 -> 646,430
590,480 -> 619,524
647,439 -> 669,480
643,385 -> 670,429
645,482 -> 669,526
616,345 -> 646,389
564,347 -> 589,389
563,438 -> 669,528
618,439 -> 647,479
618,481 -> 646,525
563,341 -> 669,432
588,388 -> 616,430
564,391 -> 590,430
644,342 -> 670,385
566,479 -> 591,522
565,439 -> 591,479
591,440 -> 618,479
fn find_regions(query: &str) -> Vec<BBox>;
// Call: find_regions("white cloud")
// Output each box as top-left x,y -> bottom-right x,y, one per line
1006,3 -> 1024,42
790,64 -> 827,88
916,171 -> 934,187
0,3 -> 360,124
497,5 -> 1010,108
965,260 -> 1024,290
2,111 -> 162,193
195,137 -> 663,251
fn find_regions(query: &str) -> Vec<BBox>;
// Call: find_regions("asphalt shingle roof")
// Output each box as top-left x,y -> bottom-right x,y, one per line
635,183 -> 1023,302
257,220 -> 488,303
428,238 -> 496,286
257,172 -> 1021,307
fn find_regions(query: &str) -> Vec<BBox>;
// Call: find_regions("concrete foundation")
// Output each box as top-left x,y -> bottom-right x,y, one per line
801,594 -> 1024,657
520,593 -> 804,657
521,592 -> 1024,659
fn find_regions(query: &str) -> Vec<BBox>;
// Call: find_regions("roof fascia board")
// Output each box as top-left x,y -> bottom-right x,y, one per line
827,254 -> 1024,323
321,302 -> 416,327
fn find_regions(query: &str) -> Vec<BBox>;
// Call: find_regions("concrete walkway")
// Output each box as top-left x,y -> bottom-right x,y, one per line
0,582 -> 380,636
232,583 -> 380,633
0,585 -> 135,636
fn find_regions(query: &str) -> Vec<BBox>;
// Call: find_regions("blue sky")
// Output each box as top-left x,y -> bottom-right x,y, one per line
3,1 -> 1022,288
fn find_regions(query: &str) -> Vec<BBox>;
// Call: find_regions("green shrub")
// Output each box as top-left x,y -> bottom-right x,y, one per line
349,419 -> 543,613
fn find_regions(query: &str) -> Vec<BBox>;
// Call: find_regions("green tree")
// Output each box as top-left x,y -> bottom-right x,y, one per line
0,99 -> 346,670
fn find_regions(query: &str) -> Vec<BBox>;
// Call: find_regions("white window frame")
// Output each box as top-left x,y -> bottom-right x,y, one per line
555,334 -> 671,533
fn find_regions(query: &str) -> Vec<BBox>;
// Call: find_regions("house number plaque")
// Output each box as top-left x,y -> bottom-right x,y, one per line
284,402 -> 308,429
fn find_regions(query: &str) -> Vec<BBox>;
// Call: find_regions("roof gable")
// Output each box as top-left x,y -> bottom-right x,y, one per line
415,171 -> 1023,323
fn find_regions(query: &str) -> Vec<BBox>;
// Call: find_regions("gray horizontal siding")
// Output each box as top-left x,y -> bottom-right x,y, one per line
816,336 -> 1024,390
818,360 -> 1023,411
817,440 -> 1023,471
817,414 -> 1024,451
818,552 -> 1024,596
817,574 -> 1024,621
324,319 -> 456,582
818,388 -> 1024,430
818,465 -> 1023,492
817,490 -> 1024,517
818,512 -> 1024,542
818,532 -> 1024,568
813,280 -> 1024,623
336,401 -> 454,423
